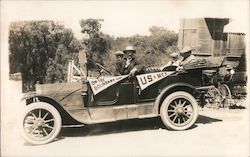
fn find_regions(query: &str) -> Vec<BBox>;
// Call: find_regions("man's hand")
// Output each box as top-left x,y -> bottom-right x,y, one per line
129,68 -> 138,77
176,66 -> 184,71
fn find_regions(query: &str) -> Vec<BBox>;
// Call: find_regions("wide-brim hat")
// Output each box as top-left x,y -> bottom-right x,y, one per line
114,51 -> 124,56
123,46 -> 136,53
180,46 -> 192,54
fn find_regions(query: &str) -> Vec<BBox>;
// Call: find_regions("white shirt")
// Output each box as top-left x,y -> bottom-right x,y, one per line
161,60 -> 180,70
180,55 -> 196,65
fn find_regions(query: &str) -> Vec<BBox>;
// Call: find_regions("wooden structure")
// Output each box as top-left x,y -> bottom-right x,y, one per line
178,18 -> 245,57
226,32 -> 245,56
67,60 -> 81,82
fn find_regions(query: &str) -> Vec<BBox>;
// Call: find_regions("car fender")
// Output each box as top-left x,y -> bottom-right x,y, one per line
153,82 -> 196,114
23,95 -> 82,125
21,92 -> 37,101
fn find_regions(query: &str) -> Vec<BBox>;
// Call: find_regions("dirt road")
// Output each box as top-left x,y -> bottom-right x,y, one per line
1,81 -> 249,157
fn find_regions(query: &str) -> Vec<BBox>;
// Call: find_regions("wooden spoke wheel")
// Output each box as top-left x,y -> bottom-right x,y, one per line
20,102 -> 62,145
160,91 -> 199,130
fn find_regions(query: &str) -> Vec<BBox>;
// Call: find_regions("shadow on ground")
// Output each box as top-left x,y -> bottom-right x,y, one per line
196,115 -> 222,124
60,115 -> 222,138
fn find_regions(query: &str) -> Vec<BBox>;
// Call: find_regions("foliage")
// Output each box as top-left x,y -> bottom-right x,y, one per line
80,19 -> 103,36
9,19 -> 178,92
79,19 -> 111,66
105,26 -> 178,72
9,21 -> 81,92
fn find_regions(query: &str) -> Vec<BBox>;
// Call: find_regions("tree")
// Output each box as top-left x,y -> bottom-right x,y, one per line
9,21 -> 82,92
148,25 -> 178,52
45,44 -> 69,83
137,26 -> 178,66
80,19 -> 103,37
79,19 -> 111,66
102,26 -> 178,72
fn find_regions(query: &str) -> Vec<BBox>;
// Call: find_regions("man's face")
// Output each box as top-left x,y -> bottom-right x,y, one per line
116,55 -> 123,61
126,51 -> 134,59
181,52 -> 190,59
171,56 -> 178,61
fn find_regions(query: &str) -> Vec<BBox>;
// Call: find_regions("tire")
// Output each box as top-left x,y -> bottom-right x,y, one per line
160,91 -> 199,131
20,102 -> 62,145
206,87 -> 222,108
218,84 -> 232,108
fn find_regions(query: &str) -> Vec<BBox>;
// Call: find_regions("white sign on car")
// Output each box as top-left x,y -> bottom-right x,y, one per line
87,75 -> 129,95
136,71 -> 175,90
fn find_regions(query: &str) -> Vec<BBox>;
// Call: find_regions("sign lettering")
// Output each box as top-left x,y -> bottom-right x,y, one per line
136,71 -> 174,90
87,75 -> 129,95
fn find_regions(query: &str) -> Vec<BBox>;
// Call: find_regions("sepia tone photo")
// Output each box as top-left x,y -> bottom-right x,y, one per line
1,0 -> 249,156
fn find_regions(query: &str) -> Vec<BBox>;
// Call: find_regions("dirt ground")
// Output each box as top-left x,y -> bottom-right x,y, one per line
1,80 -> 249,157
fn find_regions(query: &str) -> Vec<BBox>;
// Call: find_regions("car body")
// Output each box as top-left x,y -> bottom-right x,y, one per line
20,59 -> 216,145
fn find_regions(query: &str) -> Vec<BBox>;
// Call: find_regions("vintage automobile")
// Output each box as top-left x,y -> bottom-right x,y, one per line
20,58 -> 218,145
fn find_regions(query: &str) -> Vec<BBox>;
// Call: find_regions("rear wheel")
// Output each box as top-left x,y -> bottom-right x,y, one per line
20,102 -> 62,145
218,84 -> 232,107
160,91 -> 199,130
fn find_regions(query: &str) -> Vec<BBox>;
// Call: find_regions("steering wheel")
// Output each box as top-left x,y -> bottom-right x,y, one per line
87,58 -> 112,76
95,63 -> 112,76
93,62 -> 112,79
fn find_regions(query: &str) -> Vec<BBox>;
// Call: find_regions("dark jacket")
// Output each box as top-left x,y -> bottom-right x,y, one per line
123,58 -> 144,75
114,59 -> 125,76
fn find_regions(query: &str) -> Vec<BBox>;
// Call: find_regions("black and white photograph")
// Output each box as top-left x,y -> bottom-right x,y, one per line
1,0 -> 249,156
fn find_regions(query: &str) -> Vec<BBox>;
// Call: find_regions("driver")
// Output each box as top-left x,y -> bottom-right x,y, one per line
123,46 -> 144,76
114,50 -> 125,76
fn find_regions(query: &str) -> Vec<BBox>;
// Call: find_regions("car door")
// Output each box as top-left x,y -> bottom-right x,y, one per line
116,81 -> 136,104
93,82 -> 120,105
92,79 -> 136,105
87,78 -> 136,122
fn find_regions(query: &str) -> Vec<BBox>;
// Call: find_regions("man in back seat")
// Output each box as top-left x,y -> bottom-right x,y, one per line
179,46 -> 196,66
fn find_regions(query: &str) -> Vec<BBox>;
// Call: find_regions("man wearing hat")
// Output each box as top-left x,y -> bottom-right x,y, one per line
179,46 -> 196,65
114,50 -> 125,76
123,46 -> 144,76
161,52 -> 180,70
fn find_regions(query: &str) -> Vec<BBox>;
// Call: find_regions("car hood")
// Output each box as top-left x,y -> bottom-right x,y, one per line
22,82 -> 85,102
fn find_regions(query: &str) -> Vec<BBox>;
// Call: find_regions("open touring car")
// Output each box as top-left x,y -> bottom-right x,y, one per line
21,57 -> 226,145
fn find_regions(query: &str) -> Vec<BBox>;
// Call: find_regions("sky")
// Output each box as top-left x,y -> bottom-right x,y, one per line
1,0 -> 249,39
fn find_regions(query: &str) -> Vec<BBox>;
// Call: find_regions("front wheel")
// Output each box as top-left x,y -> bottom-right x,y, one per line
20,102 -> 62,145
160,91 -> 199,130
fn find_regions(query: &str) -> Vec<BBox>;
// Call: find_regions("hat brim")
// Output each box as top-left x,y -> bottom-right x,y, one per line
123,50 -> 136,53
115,54 -> 124,56
170,56 -> 178,58
180,50 -> 191,54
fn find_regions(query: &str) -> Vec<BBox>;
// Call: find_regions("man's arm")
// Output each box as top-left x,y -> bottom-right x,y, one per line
129,59 -> 145,76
